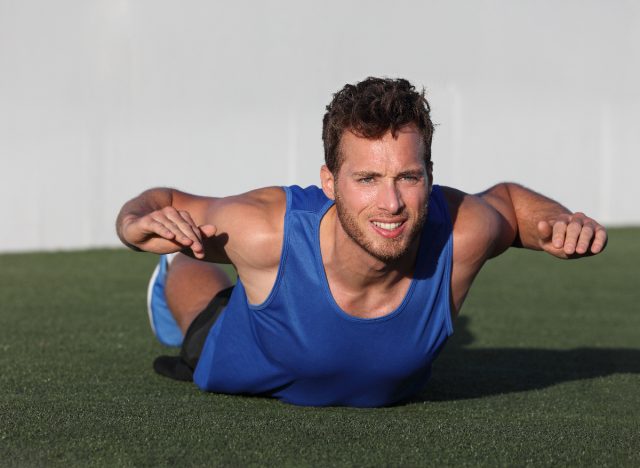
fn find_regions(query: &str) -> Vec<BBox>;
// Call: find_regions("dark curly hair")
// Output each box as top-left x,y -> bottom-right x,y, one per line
322,77 -> 434,175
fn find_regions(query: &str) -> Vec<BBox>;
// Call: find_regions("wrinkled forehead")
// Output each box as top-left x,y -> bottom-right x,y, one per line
338,125 -> 427,170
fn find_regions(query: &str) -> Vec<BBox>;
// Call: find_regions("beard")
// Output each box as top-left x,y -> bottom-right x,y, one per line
334,190 -> 428,263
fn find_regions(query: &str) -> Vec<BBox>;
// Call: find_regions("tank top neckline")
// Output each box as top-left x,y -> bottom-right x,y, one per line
312,198 -> 425,324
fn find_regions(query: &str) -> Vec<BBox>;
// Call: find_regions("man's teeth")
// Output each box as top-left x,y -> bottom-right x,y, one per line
372,221 -> 402,230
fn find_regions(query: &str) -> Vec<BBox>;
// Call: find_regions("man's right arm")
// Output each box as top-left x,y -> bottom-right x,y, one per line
115,187 -> 286,269
116,187 -> 215,259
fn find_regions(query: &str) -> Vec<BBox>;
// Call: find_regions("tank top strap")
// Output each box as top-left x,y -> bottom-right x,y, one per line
283,185 -> 332,214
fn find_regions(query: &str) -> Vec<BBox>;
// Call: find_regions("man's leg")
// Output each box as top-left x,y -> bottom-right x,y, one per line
153,254 -> 234,381
165,254 -> 233,334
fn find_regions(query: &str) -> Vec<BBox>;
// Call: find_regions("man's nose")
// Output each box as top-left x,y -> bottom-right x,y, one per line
377,181 -> 404,214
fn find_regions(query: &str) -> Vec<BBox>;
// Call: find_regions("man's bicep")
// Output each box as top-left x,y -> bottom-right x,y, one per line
476,185 -> 519,257
169,190 -> 220,225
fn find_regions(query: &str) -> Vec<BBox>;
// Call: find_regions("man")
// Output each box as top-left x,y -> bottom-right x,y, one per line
116,77 -> 607,407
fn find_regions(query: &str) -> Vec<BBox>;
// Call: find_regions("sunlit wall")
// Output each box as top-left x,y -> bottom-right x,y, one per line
1,0 -> 638,251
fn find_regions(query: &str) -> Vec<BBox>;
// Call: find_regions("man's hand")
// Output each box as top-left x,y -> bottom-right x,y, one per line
119,206 -> 217,259
537,212 -> 607,258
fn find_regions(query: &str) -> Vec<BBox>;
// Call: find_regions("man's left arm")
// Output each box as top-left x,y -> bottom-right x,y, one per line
480,183 -> 608,259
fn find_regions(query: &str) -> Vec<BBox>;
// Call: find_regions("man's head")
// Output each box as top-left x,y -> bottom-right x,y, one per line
320,77 -> 435,263
322,77 -> 434,177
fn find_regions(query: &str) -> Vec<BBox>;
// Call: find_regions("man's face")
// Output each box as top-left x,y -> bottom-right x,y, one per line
322,125 -> 431,262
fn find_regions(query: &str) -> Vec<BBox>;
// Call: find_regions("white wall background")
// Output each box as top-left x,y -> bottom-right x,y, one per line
1,0 -> 638,252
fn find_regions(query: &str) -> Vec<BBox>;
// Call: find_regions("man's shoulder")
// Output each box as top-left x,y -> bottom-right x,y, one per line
438,185 -> 503,263
439,186 -> 488,225
208,186 -> 287,269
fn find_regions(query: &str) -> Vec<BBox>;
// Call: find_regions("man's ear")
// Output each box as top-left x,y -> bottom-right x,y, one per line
320,165 -> 336,200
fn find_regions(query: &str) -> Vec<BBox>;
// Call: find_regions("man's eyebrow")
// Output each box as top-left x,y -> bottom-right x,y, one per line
351,171 -> 382,178
350,169 -> 425,178
397,169 -> 425,178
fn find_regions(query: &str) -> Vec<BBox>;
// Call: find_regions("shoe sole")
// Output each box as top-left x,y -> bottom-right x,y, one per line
146,259 -> 163,337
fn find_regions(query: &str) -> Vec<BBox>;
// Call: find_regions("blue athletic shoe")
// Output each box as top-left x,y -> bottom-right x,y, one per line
147,254 -> 183,347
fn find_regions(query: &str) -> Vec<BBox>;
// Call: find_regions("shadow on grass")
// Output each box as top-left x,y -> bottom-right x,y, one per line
417,316 -> 640,401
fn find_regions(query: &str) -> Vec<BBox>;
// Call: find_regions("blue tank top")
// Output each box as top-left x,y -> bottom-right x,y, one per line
193,185 -> 453,407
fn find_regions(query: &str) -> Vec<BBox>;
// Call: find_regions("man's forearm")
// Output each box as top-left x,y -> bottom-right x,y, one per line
116,188 -> 174,249
483,182 -> 606,258
115,187 -> 215,259
502,183 -> 571,250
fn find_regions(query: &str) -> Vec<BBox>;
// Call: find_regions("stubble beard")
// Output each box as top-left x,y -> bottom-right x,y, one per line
334,190 -> 428,263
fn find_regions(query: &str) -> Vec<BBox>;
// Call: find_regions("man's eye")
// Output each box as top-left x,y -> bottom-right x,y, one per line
400,175 -> 419,182
358,177 -> 374,184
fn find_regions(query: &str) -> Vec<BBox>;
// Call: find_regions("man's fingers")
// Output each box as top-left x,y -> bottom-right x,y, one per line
552,220 -> 567,250
575,223 -> 595,255
121,208 -> 215,258
542,212 -> 607,258
164,209 -> 203,249
590,227 -> 608,254
152,216 -> 193,246
176,210 -> 210,258
142,218 -> 176,240
178,211 -> 203,242
135,207 -> 213,259
199,224 -> 217,238
562,219 -> 584,255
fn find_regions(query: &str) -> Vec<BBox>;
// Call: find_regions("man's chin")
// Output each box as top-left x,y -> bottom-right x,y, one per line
360,237 -> 413,263
368,251 -> 406,263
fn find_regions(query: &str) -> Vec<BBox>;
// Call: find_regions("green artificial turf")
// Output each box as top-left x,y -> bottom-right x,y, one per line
1,228 -> 639,467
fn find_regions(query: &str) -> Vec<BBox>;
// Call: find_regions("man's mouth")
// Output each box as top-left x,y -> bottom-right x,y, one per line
372,221 -> 402,230
370,220 -> 406,238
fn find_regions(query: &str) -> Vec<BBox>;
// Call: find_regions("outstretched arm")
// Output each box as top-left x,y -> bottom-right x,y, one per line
116,188 -> 217,260
443,183 -> 607,316
480,183 -> 607,259
116,186 -> 286,268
